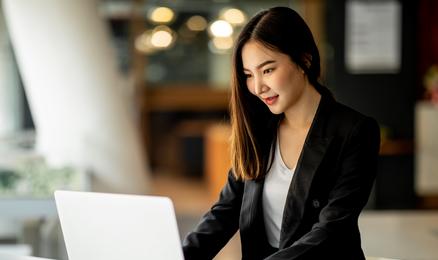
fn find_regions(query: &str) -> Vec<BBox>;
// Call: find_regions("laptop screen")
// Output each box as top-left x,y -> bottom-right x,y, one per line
54,191 -> 184,260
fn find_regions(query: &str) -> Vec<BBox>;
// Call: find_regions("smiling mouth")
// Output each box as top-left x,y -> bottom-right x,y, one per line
264,95 -> 279,105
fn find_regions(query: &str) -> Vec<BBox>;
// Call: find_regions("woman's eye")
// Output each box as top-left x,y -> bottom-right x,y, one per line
263,68 -> 274,74
244,74 -> 252,79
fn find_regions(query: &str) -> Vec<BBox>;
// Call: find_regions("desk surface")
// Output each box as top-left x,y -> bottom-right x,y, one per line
359,211 -> 438,260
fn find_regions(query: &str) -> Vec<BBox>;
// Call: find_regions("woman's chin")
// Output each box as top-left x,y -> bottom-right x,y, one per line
268,107 -> 283,115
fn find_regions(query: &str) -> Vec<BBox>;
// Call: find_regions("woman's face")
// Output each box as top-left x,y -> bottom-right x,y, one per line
241,40 -> 308,115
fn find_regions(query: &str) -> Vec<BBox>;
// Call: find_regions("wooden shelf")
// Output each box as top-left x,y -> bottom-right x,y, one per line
136,85 -> 230,174
379,139 -> 414,156
138,85 -> 230,112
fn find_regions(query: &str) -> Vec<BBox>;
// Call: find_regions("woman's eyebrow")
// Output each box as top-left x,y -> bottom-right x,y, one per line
243,60 -> 276,71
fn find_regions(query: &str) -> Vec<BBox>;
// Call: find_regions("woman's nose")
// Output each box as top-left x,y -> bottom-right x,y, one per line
254,78 -> 268,95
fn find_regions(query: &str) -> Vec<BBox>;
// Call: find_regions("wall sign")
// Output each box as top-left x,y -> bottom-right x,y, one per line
345,0 -> 402,74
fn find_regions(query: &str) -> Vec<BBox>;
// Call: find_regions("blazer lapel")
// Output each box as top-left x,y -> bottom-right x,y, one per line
241,178 -> 264,228
279,93 -> 334,248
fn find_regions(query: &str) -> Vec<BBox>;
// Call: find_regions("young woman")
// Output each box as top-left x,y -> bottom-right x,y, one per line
183,6 -> 380,260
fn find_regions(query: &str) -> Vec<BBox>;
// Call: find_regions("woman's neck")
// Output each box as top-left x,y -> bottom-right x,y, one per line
282,84 -> 321,130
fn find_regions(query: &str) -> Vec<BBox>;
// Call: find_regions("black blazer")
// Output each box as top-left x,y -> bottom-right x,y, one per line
183,91 -> 381,260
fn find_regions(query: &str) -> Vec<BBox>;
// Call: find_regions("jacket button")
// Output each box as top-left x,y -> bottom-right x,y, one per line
312,199 -> 320,208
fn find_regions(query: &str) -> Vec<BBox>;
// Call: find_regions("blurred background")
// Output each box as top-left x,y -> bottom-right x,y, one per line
0,0 -> 437,259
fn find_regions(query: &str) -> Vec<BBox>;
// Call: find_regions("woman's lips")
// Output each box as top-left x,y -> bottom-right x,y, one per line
264,95 -> 279,105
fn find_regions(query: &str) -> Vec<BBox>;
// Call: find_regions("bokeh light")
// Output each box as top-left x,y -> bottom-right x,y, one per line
186,15 -> 208,31
209,20 -> 233,37
221,8 -> 246,25
149,7 -> 175,24
150,26 -> 175,48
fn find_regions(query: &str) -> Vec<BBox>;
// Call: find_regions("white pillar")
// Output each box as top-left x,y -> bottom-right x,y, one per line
0,3 -> 22,137
3,0 -> 150,194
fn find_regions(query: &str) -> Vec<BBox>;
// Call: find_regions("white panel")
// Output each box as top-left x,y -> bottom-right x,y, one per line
415,102 -> 438,195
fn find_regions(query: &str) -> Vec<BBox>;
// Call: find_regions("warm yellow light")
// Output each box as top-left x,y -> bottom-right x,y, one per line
149,7 -> 174,23
151,27 -> 174,48
209,20 -> 233,37
186,15 -> 207,31
221,8 -> 246,25
212,37 -> 234,50
135,30 -> 157,54
135,31 -> 156,54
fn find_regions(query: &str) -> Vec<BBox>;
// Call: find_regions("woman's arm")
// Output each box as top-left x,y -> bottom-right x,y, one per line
265,116 -> 381,260
183,170 -> 244,260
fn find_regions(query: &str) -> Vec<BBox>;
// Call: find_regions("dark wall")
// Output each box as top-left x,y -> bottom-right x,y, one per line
324,0 -> 418,209
325,0 -> 417,139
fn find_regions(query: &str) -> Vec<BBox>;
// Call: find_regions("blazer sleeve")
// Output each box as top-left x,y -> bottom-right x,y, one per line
265,116 -> 381,260
182,170 -> 244,260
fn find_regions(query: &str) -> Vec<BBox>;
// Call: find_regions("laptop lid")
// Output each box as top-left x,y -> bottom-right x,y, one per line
54,190 -> 184,260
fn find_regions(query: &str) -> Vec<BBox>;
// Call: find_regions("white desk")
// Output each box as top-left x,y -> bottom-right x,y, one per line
360,211 -> 438,260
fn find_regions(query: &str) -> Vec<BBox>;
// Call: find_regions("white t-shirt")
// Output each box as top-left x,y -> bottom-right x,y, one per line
262,139 -> 295,248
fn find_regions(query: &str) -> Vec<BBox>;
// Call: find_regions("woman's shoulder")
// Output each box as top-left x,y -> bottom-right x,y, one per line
317,87 -> 375,127
325,97 -> 379,136
332,100 -> 370,122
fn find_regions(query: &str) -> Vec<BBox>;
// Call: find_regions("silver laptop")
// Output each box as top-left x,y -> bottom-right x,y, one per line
54,190 -> 184,260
